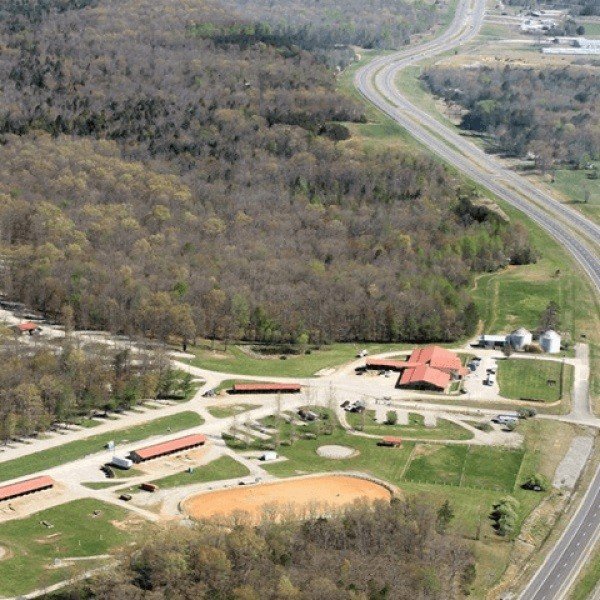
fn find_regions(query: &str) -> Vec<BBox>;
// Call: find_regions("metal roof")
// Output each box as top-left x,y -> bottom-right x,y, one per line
0,475 -> 54,501
132,434 -> 206,460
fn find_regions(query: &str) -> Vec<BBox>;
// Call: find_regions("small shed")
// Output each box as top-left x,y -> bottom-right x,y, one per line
260,451 -> 278,461
378,436 -> 403,447
13,321 -> 41,336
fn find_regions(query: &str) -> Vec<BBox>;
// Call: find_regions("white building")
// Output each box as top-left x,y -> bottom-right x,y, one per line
540,330 -> 561,354
478,334 -> 508,348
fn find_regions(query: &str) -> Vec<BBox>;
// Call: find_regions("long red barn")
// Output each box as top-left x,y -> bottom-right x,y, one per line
130,434 -> 206,463
231,383 -> 301,394
0,475 -> 54,502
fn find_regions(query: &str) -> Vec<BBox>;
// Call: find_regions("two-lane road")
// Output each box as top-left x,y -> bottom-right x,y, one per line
353,1 -> 600,598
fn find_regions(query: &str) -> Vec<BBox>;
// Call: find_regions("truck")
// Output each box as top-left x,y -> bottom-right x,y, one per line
110,455 -> 134,470
485,373 -> 496,386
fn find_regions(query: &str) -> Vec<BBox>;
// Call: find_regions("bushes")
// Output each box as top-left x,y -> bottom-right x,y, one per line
491,496 -> 520,536
474,421 -> 493,432
386,411 -> 398,425
522,473 -> 550,492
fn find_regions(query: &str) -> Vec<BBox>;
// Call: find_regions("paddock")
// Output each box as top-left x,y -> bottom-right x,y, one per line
181,474 -> 391,522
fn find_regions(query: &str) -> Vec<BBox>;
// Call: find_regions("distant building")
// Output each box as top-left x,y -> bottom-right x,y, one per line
540,330 -> 561,354
230,383 -> 301,394
0,476 -> 54,502
13,321 -> 41,336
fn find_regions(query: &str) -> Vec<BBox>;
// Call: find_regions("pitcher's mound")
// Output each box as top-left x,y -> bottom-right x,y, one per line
316,445 -> 357,459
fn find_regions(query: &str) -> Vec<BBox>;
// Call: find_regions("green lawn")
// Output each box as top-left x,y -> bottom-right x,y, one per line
0,499 -> 131,597
123,455 -> 250,492
0,411 -> 204,483
497,359 -> 573,402
546,165 -> 600,225
404,444 -> 467,486
346,410 -> 474,441
207,403 -> 260,418
188,341 -> 412,378
462,446 -> 524,492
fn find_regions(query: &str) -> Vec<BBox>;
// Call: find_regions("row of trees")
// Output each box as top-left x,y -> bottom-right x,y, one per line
55,499 -> 475,599
0,329 -> 188,441
423,64 -> 600,168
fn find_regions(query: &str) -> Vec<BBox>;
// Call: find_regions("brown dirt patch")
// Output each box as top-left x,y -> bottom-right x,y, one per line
0,545 -> 9,560
182,475 -> 391,523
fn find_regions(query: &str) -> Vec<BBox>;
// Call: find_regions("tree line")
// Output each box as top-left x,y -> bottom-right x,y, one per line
0,325 -> 191,442
423,64 -> 600,169
53,499 -> 476,599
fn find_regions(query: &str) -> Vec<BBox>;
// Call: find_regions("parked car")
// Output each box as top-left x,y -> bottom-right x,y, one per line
119,494 -> 132,501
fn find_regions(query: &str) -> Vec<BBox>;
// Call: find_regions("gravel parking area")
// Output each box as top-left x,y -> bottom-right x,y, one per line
553,436 -> 594,489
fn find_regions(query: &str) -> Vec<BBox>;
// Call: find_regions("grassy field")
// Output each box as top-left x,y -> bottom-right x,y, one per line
206,403 -> 260,418
346,410 -> 474,441
497,358 -> 573,403
0,499 -> 132,597
0,411 -> 204,483
123,456 -> 250,492
188,340 -> 413,378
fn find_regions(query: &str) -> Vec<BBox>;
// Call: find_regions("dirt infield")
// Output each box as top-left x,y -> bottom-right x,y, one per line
182,475 -> 391,522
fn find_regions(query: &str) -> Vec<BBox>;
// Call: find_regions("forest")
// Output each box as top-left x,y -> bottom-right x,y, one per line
423,64 -> 600,168
0,323 -> 192,441
211,0 -> 445,66
53,499 -> 475,600
0,0 -> 534,346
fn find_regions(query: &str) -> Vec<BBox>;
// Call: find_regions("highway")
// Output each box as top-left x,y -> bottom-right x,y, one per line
354,1 -> 600,598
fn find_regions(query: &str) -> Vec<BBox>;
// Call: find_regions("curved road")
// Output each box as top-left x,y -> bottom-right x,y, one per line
354,2 -> 600,598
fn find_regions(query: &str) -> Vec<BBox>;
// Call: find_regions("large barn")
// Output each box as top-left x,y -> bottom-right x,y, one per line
395,346 -> 467,392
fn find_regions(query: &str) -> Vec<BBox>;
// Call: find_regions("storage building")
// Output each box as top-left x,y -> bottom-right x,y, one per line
0,475 -> 54,502
230,383 -> 301,394
540,330 -> 561,354
130,434 -> 206,463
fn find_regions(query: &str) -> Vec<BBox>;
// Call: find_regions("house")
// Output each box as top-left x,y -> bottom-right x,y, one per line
130,434 -> 206,463
230,383 -> 301,394
0,475 -> 54,502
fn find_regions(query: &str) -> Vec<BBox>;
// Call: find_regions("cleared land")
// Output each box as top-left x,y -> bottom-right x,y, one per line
206,403 -> 259,418
181,474 -> 391,522
0,411 -> 204,483
189,340 -> 412,378
0,499 -> 131,597
346,410 -> 474,440
497,359 -> 573,402
124,456 -> 250,492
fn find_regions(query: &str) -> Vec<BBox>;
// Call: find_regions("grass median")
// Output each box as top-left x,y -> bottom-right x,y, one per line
0,411 -> 203,483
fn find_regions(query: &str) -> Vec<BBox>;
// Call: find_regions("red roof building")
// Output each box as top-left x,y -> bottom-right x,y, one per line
405,346 -> 463,373
397,364 -> 451,391
0,475 -> 54,502
130,434 -> 206,462
14,321 -> 41,335
231,383 -> 301,394
379,436 -> 403,447
365,358 -> 406,371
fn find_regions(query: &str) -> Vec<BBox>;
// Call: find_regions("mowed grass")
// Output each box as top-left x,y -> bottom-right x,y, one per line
346,410 -> 474,441
462,446 -> 524,492
497,358 -> 573,402
0,411 -> 204,483
207,403 -> 260,418
189,340 -> 412,377
127,456 -> 250,492
545,165 -> 600,225
404,444 -> 467,485
570,541 -> 600,600
0,499 -> 131,597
